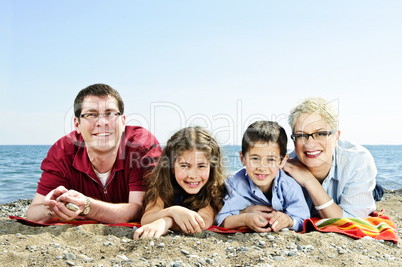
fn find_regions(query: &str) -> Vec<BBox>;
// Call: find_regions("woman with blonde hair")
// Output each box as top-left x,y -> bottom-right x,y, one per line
283,97 -> 378,218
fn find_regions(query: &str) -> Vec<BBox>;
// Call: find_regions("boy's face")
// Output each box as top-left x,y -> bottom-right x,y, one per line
240,141 -> 288,193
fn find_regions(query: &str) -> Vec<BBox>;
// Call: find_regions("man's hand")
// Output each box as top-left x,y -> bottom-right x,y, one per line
42,186 -> 68,217
44,187 -> 86,221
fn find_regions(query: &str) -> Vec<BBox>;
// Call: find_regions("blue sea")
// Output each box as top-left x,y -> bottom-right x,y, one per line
0,145 -> 401,204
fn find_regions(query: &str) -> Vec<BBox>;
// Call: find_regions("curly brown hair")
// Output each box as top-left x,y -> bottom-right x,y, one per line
143,126 -> 226,215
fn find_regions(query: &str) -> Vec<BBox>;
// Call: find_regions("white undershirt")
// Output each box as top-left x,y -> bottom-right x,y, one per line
93,168 -> 111,187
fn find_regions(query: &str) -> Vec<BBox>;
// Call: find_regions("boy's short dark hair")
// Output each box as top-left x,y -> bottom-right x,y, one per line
241,121 -> 287,159
74,83 -> 124,118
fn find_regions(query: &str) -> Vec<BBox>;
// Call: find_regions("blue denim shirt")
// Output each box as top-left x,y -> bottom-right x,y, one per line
291,139 -> 377,218
216,168 -> 309,232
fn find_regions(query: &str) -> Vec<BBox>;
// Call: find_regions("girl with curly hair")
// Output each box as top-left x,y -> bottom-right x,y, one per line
134,126 -> 226,238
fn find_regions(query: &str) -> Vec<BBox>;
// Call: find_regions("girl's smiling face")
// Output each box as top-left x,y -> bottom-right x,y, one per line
174,150 -> 210,194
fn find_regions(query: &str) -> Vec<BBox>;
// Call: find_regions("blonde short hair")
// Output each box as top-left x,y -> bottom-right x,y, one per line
288,97 -> 338,131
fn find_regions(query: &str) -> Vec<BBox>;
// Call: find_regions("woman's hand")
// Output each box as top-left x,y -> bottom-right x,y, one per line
283,158 -> 317,188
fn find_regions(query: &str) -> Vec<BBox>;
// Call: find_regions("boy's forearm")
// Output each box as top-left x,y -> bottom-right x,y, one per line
222,214 -> 248,229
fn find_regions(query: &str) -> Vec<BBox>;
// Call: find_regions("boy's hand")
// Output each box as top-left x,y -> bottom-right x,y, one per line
244,213 -> 273,233
240,205 -> 273,214
268,211 -> 293,232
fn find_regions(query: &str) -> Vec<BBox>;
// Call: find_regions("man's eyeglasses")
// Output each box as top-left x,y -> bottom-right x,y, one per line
291,130 -> 337,143
79,112 -> 121,120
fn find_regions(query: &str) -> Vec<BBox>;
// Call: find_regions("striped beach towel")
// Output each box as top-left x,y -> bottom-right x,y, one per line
9,210 -> 398,243
301,210 -> 398,243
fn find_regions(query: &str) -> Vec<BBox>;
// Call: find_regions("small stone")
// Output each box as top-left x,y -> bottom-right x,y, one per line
180,249 -> 190,255
186,255 -> 199,259
116,254 -> 128,261
66,203 -> 80,211
338,249 -> 347,254
157,243 -> 165,248
287,251 -> 297,256
65,260 -> 75,266
64,253 -> 76,260
273,256 -> 285,261
77,254 -> 92,261
103,241 -> 112,246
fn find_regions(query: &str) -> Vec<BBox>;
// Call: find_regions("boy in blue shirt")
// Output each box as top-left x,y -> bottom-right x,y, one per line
217,121 -> 309,232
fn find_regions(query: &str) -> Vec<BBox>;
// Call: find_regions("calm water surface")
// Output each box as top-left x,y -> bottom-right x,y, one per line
0,145 -> 401,204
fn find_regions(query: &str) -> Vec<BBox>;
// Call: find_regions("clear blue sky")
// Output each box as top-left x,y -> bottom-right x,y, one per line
1,0 -> 401,146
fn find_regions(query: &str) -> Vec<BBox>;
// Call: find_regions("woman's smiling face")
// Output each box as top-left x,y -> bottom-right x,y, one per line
293,113 -> 339,177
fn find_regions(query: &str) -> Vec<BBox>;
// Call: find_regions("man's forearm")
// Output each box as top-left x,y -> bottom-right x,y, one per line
26,203 -> 54,223
85,199 -> 143,223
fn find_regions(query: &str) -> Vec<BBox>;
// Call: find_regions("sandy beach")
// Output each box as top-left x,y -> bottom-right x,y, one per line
0,189 -> 401,267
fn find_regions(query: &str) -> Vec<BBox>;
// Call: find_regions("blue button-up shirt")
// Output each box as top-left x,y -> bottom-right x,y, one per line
291,139 -> 377,218
216,168 -> 309,232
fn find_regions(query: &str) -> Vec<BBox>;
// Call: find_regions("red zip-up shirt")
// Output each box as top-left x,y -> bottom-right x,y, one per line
37,126 -> 162,203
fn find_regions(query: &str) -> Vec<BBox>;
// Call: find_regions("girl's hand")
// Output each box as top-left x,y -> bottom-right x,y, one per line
170,206 -> 205,234
283,158 -> 316,188
268,211 -> 293,232
133,218 -> 171,239
244,213 -> 272,233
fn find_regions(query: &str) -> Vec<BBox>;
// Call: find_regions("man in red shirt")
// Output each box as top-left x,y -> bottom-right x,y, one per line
26,84 -> 162,223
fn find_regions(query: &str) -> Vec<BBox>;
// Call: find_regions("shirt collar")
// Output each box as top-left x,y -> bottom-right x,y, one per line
321,150 -> 338,188
243,168 -> 281,194
72,133 -> 125,176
